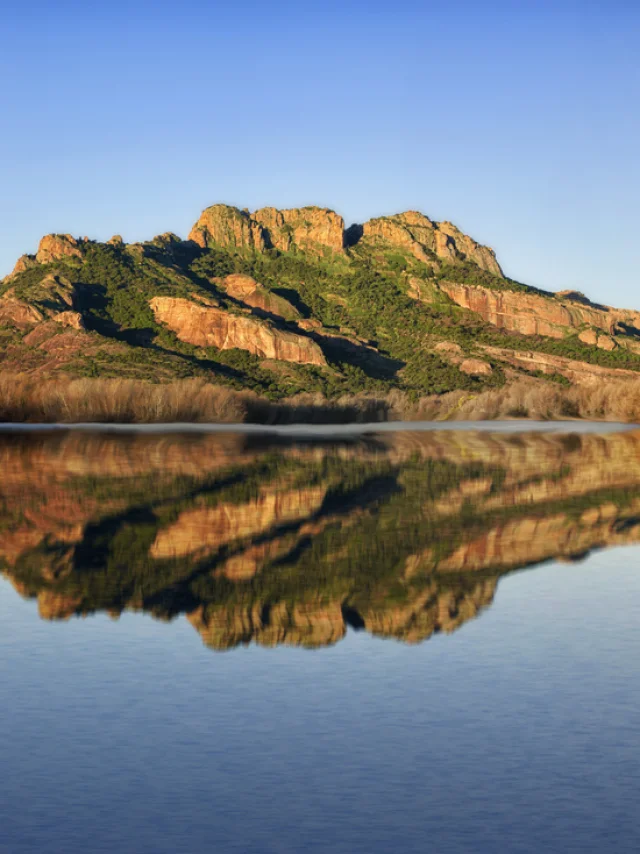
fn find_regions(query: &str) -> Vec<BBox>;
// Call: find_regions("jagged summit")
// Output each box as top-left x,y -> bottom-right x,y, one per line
185,203 -> 502,272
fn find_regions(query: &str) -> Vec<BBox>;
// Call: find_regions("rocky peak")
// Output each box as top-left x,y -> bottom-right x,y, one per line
188,204 -> 345,256
188,204 -> 267,252
35,234 -> 85,265
253,206 -> 345,254
5,234 -> 85,282
359,211 -> 503,275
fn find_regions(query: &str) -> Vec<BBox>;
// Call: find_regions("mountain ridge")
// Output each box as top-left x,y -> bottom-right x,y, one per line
2,202 -> 640,422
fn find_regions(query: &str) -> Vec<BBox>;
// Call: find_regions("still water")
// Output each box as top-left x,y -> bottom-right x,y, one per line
1,426 -> 639,853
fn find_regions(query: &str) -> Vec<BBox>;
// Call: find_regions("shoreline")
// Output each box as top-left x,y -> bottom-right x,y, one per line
0,419 -> 636,436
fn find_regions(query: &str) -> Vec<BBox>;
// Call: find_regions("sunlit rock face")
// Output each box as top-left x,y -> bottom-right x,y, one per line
149,296 -> 326,366
188,205 -> 267,251
438,281 -> 640,340
3,427 -> 640,651
360,211 -> 503,274
188,204 -> 346,256
253,207 -> 345,254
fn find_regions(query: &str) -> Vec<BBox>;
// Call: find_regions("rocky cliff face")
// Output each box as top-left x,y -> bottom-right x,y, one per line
253,206 -> 345,254
189,204 -> 345,255
438,281 -> 640,341
358,211 -> 503,275
187,204 -> 504,270
150,296 -> 326,365
188,205 -> 267,251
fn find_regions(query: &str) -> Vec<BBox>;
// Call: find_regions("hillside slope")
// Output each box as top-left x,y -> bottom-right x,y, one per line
2,204 -> 640,420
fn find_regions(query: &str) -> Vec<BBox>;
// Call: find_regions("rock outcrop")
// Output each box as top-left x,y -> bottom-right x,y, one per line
480,345 -> 637,386
459,357 -> 493,376
189,204 -> 345,255
253,206 -> 345,254
0,293 -> 45,329
9,254 -> 38,278
358,211 -> 503,275
5,235 -> 85,281
0,274 -> 83,330
215,274 -> 300,320
188,205 -> 267,251
150,296 -> 326,365
439,281 -> 640,339
35,234 -> 85,265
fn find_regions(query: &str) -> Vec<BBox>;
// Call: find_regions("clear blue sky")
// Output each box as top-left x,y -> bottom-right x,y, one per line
1,0 -> 638,304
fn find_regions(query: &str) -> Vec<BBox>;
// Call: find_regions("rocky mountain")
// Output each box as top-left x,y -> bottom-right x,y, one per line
3,203 -> 640,418
3,428 -> 640,650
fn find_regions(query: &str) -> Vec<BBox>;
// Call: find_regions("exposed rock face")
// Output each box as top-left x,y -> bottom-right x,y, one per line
0,294 -> 45,329
215,274 -> 300,320
150,296 -> 326,366
439,281 -> 640,339
35,234 -> 84,265
188,205 -> 267,251
480,345 -> 638,386
579,329 -> 598,346
253,206 -> 345,254
54,311 -> 84,330
361,211 -> 503,275
9,254 -> 38,278
432,342 -> 493,377
0,274 -> 82,330
189,204 -> 345,255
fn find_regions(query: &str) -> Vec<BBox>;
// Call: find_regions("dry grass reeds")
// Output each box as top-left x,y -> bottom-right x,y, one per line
1,374 -> 640,424
0,375 -> 248,423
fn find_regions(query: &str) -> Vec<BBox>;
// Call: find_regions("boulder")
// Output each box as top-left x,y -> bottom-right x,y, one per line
597,334 -> 616,351
459,358 -> 493,376
579,329 -> 598,346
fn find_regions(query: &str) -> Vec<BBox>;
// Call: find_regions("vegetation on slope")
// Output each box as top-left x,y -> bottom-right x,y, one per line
3,216 -> 640,420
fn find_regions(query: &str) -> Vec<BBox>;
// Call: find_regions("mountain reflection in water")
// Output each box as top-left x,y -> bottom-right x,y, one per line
2,427 -> 640,651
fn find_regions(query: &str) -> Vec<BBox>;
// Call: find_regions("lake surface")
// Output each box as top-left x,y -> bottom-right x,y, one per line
1,425 -> 639,853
